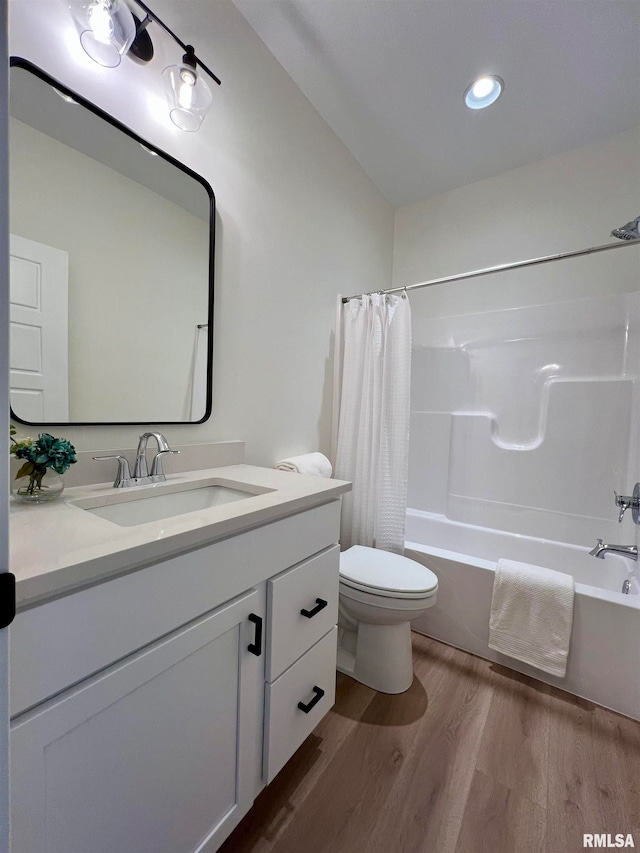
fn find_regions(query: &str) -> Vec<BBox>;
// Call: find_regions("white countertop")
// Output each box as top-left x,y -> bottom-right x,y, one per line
10,465 -> 351,609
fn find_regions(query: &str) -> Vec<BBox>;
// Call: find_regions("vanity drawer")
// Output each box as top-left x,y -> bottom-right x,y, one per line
263,626 -> 337,783
10,500 -> 341,718
267,545 -> 339,681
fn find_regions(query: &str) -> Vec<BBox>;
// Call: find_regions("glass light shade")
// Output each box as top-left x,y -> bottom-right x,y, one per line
162,63 -> 212,132
464,75 -> 504,110
69,0 -> 136,68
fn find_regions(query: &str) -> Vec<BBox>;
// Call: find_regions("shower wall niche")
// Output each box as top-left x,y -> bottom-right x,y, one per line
408,290 -> 640,547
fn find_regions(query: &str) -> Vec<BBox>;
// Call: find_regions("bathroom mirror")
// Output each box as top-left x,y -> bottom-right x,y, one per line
8,58 -> 214,425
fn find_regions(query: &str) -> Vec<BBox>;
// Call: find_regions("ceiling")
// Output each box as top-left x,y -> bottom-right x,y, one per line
232,0 -> 640,207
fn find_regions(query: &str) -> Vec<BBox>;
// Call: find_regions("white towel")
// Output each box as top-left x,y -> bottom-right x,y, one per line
489,558 -> 574,678
275,452 -> 332,478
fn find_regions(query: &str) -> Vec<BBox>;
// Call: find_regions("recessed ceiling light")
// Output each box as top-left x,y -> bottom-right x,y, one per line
464,75 -> 504,110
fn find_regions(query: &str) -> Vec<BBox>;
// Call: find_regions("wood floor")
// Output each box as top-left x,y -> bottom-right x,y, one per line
220,633 -> 640,853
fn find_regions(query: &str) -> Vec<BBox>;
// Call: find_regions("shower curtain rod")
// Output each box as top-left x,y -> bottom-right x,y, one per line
341,238 -> 640,303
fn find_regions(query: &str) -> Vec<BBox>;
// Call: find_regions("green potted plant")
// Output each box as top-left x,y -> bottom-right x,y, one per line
10,426 -> 77,503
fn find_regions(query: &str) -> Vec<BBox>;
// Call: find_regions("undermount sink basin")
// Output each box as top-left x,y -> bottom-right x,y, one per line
71,481 -> 269,527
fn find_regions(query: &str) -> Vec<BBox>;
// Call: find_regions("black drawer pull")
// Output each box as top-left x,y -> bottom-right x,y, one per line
300,598 -> 328,619
248,613 -> 262,656
297,686 -> 325,714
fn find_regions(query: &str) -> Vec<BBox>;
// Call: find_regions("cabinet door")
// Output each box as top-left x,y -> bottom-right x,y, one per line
11,589 -> 263,853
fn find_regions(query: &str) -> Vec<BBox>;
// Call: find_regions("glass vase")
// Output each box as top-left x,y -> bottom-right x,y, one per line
11,464 -> 65,503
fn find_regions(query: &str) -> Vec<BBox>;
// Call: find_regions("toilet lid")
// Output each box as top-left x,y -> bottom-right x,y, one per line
339,545 -> 438,597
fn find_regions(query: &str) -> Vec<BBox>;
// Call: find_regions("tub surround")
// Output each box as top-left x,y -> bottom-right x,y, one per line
10,464 -> 351,609
403,286 -> 640,721
407,291 -> 640,548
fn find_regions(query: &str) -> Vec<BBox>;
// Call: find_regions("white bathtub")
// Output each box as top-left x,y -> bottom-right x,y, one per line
406,509 -> 640,720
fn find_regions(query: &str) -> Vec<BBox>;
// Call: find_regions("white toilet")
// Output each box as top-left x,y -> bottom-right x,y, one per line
337,545 -> 438,694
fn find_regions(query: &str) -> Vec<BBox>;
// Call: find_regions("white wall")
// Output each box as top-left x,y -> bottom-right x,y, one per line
8,0 -> 394,463
10,117 -> 209,422
394,129 -> 640,546
393,127 -> 640,317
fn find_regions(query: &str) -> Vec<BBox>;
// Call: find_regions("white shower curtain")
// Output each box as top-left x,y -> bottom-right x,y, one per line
335,292 -> 412,553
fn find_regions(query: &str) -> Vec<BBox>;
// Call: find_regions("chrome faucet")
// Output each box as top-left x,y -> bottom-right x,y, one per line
94,432 -> 180,488
133,432 -> 179,479
589,539 -> 638,561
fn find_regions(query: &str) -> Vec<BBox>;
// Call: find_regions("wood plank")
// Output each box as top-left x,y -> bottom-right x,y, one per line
455,770 -> 546,853
267,684 -> 420,852
546,688 -> 600,853
590,706 -> 640,836
222,635 -> 640,853
363,636 -> 494,853
219,673 -> 376,852
476,664 -> 550,808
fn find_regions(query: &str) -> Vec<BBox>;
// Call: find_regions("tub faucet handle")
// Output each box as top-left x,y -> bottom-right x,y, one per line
615,491 -> 631,523
614,487 -> 640,523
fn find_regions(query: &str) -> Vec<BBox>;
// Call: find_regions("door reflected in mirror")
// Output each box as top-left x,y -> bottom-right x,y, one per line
9,59 -> 214,425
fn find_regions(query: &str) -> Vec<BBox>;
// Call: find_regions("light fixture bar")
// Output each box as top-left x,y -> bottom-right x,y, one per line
131,0 -> 221,86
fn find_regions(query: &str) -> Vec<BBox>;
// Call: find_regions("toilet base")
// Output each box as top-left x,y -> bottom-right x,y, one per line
337,620 -> 414,694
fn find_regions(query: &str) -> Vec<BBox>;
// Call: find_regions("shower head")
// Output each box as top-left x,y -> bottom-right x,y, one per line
611,216 -> 640,240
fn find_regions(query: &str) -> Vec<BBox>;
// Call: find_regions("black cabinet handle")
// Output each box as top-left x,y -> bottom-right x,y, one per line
300,598 -> 328,619
297,686 -> 325,714
248,613 -> 262,656
0,573 -> 15,629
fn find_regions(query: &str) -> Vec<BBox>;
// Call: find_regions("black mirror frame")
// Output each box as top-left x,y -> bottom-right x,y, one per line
9,56 -> 215,426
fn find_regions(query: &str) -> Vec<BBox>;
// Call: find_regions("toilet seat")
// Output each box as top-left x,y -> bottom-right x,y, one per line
340,576 -> 437,601
339,545 -> 438,600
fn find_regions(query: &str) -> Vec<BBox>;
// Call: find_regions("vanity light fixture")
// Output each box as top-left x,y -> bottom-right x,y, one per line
67,0 -> 221,131
162,45 -> 213,132
68,0 -> 136,68
464,75 -> 503,110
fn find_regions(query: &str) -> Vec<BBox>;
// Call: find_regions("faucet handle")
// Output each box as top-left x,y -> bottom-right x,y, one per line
615,491 -> 631,523
614,488 -> 640,523
149,449 -> 180,480
93,455 -> 132,488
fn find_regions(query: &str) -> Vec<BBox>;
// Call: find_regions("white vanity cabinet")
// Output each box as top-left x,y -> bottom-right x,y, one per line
11,591 -> 262,853
9,499 -> 342,853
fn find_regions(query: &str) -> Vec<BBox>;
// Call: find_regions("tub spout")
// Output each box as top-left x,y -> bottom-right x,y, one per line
589,538 -> 638,561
